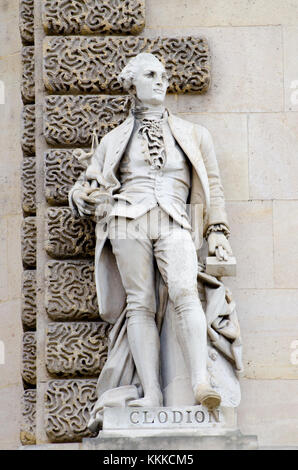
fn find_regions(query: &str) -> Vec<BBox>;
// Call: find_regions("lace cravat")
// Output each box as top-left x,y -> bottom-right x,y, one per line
138,118 -> 166,170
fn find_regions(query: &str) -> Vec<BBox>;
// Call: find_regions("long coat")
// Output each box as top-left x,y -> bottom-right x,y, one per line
69,112 -> 242,430
69,111 -> 229,325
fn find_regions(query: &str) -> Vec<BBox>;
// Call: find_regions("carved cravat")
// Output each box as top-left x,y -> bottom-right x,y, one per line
138,118 -> 166,170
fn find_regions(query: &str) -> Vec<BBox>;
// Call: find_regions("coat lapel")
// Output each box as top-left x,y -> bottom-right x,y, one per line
168,112 -> 210,212
103,115 -> 135,191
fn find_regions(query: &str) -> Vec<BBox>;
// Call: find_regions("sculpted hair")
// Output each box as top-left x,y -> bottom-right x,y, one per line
118,53 -> 166,91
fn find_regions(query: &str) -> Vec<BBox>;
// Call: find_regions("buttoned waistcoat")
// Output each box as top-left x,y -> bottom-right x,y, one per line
69,111 -> 229,323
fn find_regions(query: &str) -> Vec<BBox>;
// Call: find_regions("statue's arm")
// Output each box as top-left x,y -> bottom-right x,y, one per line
69,137 -> 107,216
197,125 -> 233,260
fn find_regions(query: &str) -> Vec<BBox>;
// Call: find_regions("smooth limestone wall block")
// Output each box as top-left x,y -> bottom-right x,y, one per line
283,27 -> 298,112
181,114 -> 249,201
146,0 -> 298,28
234,289 -> 298,380
224,201 -> 274,289
249,113 -> 298,200
174,26 -> 283,113
273,201 -> 298,289
238,379 -> 298,447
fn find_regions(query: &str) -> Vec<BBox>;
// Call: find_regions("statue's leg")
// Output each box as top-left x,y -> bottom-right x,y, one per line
109,215 -> 163,407
155,216 -> 221,409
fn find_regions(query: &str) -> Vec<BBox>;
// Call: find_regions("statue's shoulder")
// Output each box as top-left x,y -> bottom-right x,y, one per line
102,115 -> 134,144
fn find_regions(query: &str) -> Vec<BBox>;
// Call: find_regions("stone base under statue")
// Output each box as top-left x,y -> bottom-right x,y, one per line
81,406 -> 258,450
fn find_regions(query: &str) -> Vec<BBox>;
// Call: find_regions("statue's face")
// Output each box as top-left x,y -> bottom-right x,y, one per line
134,60 -> 168,106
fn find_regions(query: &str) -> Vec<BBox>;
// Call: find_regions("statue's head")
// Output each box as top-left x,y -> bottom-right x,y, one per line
119,53 -> 169,106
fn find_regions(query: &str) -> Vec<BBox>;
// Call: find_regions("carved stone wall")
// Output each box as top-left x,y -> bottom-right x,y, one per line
19,0 -> 211,446
20,0 -> 36,446
42,0 -> 145,36
43,36 -> 210,94
45,380 -> 97,442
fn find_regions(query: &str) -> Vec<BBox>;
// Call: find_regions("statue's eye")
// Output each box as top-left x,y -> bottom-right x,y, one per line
145,71 -> 155,78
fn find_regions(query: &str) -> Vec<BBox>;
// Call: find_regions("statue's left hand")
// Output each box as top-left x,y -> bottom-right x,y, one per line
208,232 -> 233,261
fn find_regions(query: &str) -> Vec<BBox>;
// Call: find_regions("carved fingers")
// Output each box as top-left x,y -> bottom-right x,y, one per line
207,232 -> 233,261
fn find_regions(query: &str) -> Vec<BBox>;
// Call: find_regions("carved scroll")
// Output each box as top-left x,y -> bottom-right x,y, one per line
22,270 -> 36,330
44,36 -> 210,94
43,95 -> 131,146
20,0 -> 34,44
22,46 -> 35,104
22,332 -> 36,386
45,207 -> 95,259
43,0 -> 145,35
45,379 -> 97,442
45,150 -> 85,205
45,260 -> 98,321
46,322 -> 110,378
20,389 -> 36,445
21,217 -> 36,268
21,105 -> 35,156
22,157 -> 36,215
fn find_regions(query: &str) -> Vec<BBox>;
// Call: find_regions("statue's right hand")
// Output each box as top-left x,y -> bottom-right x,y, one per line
72,189 -> 96,216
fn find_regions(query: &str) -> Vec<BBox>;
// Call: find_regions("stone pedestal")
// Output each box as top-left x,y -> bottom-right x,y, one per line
82,406 -> 258,450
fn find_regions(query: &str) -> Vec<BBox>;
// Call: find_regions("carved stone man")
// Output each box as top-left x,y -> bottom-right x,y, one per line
69,53 -> 238,432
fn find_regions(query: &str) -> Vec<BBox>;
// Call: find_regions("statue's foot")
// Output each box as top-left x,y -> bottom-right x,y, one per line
194,383 -> 221,410
128,391 -> 163,408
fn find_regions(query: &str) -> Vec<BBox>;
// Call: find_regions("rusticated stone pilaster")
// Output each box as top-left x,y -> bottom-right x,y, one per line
19,0 -> 34,44
22,332 -> 36,386
21,105 -> 35,156
22,270 -> 36,330
22,157 -> 36,215
45,150 -> 85,205
45,379 -> 97,442
43,95 -> 131,146
20,389 -> 36,445
45,207 -> 95,259
43,0 -> 145,35
46,322 -> 110,378
44,36 -> 210,95
21,217 -> 36,268
21,46 -> 35,104
45,260 -> 98,321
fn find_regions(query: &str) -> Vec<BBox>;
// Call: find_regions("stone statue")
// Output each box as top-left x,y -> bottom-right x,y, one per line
69,53 -> 243,434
